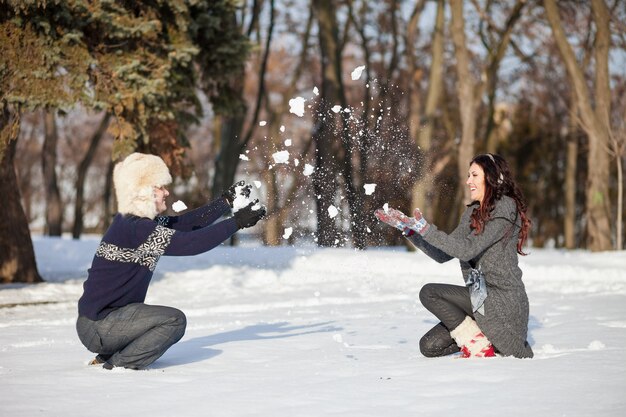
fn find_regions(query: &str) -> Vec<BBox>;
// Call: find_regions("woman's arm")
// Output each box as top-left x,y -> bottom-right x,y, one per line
157,197 -> 231,232
163,217 -> 239,256
406,206 -> 473,263
420,198 -> 517,262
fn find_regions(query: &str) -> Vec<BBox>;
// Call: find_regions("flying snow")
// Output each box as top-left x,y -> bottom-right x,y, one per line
328,205 -> 339,219
172,200 -> 187,212
259,121 -> 267,126
289,97 -> 306,117
363,183 -> 377,195
313,87 -> 319,96
239,154 -> 249,161
303,164 -> 315,176
272,151 -> 290,164
331,105 -> 342,113
351,65 -> 366,80
283,227 -> 293,240
284,139 -> 292,147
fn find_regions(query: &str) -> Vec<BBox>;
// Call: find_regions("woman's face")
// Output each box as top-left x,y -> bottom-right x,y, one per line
466,162 -> 486,204
154,186 -> 169,214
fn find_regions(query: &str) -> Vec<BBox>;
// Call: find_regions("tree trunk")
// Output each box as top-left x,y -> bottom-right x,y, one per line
544,0 -> 612,251
42,111 -> 63,236
73,113 -> 110,239
412,0 -> 444,220
0,110 -> 43,283
564,135 -> 577,249
450,0 -> 477,205
102,158 -> 114,231
311,0 -> 344,247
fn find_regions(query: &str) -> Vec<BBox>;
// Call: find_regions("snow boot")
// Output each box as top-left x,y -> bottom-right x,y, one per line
450,316 -> 496,358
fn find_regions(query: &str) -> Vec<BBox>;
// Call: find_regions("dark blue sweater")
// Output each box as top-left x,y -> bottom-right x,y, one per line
78,198 -> 238,320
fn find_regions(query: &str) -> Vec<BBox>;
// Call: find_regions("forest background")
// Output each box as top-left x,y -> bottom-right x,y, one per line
1,0 -> 625,284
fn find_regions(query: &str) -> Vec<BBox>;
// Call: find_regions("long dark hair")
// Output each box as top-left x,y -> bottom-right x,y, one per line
469,154 -> 531,255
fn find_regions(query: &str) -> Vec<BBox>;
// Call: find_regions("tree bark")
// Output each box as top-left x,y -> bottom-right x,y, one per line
42,111 -> 63,236
73,113 -> 111,239
0,109 -> 43,283
311,0 -> 343,246
450,0 -> 478,206
411,0 -> 443,220
544,0 -> 612,251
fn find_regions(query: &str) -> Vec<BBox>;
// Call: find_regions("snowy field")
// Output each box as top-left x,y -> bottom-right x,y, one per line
1,236 -> 626,417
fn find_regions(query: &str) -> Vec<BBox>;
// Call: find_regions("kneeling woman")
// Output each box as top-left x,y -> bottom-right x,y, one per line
376,154 -> 533,358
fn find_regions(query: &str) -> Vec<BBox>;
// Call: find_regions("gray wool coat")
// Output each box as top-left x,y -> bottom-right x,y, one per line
408,195 -> 533,358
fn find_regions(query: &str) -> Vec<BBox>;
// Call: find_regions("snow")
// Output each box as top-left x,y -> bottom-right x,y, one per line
172,200 -> 188,212
1,238 -> 626,416
363,183 -> 377,195
327,205 -> 339,218
303,164 -> 315,176
259,121 -> 267,126
351,65 -> 366,80
272,151 -> 290,164
283,227 -> 293,240
331,105 -> 342,113
313,86 -> 319,96
239,154 -> 249,161
289,97 -> 306,117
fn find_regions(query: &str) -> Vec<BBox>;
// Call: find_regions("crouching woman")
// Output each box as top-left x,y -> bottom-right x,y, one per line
376,154 -> 533,359
76,152 -> 265,369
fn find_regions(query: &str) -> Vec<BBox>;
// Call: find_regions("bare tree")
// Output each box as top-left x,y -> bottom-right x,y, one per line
72,113 -> 111,239
0,108 -> 43,283
544,0 -> 613,251
42,110 -> 63,236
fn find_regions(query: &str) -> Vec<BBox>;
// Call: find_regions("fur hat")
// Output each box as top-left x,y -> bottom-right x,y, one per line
113,152 -> 172,219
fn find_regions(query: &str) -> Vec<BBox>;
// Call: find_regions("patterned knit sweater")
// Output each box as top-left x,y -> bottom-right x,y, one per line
408,196 -> 533,358
78,198 -> 238,321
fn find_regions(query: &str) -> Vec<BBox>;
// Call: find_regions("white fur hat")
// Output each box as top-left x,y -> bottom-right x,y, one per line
113,152 -> 172,219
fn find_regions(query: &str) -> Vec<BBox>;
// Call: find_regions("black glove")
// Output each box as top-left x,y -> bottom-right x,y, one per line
222,180 -> 252,207
234,200 -> 267,229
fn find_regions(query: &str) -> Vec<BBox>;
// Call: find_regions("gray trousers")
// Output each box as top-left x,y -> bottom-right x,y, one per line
76,303 -> 186,369
418,283 -> 473,358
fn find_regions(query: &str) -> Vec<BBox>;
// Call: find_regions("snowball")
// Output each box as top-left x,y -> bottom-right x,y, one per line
289,97 -> 306,117
313,86 -> 319,96
303,164 -> 315,176
239,154 -> 249,161
259,120 -> 267,126
272,150 -> 290,164
363,183 -> 377,195
351,65 -> 366,80
283,227 -> 293,240
331,105 -> 342,113
254,181 -> 262,189
328,205 -> 339,218
172,200 -> 187,212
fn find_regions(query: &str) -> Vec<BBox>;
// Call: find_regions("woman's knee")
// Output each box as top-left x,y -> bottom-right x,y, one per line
419,283 -> 438,308
169,308 -> 187,340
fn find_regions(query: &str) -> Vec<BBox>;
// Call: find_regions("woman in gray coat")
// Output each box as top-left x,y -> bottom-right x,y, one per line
375,154 -> 533,358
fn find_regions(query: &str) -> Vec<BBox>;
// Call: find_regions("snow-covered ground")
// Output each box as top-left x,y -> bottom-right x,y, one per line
1,236 -> 626,417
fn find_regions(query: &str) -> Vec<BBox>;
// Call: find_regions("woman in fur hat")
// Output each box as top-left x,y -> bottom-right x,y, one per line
375,153 -> 533,359
76,152 -> 266,370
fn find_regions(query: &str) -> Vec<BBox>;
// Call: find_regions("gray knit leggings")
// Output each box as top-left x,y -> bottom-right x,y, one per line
76,303 -> 186,369
418,283 -> 474,357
